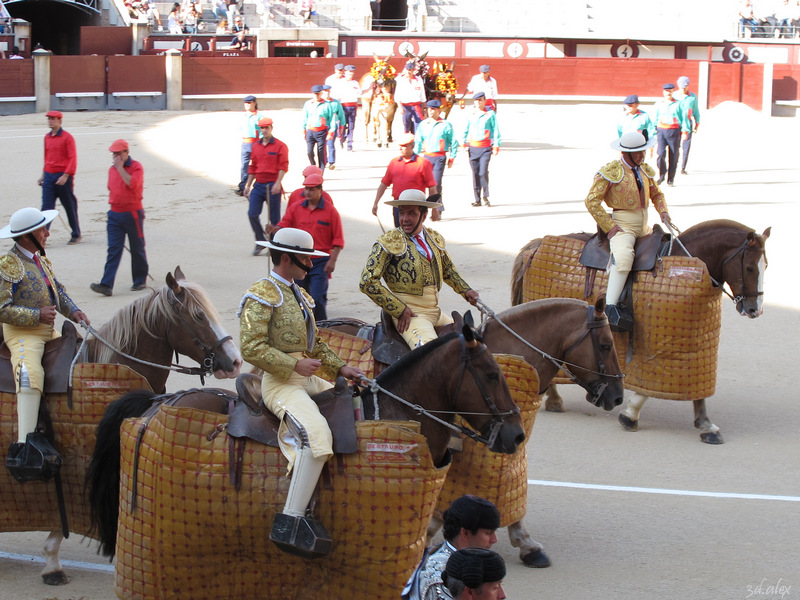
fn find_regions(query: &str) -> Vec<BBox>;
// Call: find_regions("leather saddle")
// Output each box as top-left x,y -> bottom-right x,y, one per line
227,372 -> 358,455
0,321 -> 80,394
372,310 -> 455,370
578,224 -> 671,299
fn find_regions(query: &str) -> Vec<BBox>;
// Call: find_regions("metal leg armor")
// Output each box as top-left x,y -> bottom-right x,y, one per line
270,412 -> 332,558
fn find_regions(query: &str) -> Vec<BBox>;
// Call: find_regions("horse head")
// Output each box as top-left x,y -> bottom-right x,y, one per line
724,227 -> 771,318
164,267 -> 242,379
559,298 -> 625,411
456,322 -> 525,454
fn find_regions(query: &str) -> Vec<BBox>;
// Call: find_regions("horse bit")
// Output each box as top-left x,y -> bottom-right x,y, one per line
362,334 -> 517,449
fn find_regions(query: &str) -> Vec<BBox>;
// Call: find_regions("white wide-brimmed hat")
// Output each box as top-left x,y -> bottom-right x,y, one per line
610,131 -> 656,153
385,188 -> 443,209
257,227 -> 328,256
0,207 -> 59,239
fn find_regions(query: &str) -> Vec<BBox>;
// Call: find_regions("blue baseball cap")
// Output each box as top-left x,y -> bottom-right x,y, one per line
311,84 -> 324,93
322,84 -> 332,90
663,83 -> 676,90
334,63 -> 344,70
472,92 -> 486,100
623,94 -> 639,105
405,60 -> 415,70
243,95 -> 256,102
344,64 -> 356,71
426,99 -> 441,108
479,64 -> 490,73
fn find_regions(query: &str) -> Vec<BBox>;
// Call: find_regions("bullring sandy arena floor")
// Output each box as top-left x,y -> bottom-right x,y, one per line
0,102 -> 798,599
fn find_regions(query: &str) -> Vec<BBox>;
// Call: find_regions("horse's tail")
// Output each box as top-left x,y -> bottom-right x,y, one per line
86,389 -> 157,558
510,238 -> 543,306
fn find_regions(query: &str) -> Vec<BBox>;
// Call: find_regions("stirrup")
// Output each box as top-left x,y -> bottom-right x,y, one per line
6,433 -> 62,483
270,513 -> 332,559
605,304 -> 634,333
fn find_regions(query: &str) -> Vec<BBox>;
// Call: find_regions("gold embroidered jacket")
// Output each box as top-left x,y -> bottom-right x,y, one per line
0,247 -> 80,328
359,228 -> 472,319
585,160 -> 669,233
238,277 -> 345,381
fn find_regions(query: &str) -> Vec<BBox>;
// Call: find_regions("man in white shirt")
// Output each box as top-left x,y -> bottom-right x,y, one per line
466,65 -> 499,112
395,60 -> 427,134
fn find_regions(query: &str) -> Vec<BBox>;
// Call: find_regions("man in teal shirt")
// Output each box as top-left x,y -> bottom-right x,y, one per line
302,85 -> 337,169
617,94 -> 656,142
414,99 -> 458,220
654,83 -> 689,187
675,76 -> 700,175
322,84 -> 346,170
461,93 -> 500,207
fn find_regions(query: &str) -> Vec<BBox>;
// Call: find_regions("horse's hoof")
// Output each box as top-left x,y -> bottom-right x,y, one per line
619,413 -> 638,431
700,431 -> 724,445
521,548 -> 551,568
544,401 -> 565,413
42,571 -> 71,586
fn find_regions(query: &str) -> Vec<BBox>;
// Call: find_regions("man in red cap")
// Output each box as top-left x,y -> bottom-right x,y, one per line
39,111 -> 81,245
287,166 -> 333,208
373,133 -> 437,227
90,139 -> 149,297
268,171 -> 343,320
244,116 -> 289,256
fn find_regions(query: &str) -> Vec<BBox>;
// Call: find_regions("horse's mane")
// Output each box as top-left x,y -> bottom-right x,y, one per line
679,219 -> 754,242
491,298 -> 586,327
375,331 -> 461,387
93,281 -> 220,362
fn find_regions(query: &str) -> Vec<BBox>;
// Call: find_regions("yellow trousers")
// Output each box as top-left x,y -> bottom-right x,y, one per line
2,322 -> 58,393
607,209 -> 649,305
261,355 -> 334,472
393,286 -> 454,348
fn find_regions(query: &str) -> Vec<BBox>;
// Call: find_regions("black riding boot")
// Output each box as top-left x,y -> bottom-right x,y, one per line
6,432 -> 62,483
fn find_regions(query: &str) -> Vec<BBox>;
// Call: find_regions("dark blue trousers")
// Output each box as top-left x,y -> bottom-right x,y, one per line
326,129 -> 339,165
248,182 -> 282,240
342,106 -> 357,150
468,146 -> 492,203
306,129 -> 328,168
100,210 -> 148,289
657,127 -> 681,184
401,104 -> 422,133
297,257 -> 330,321
423,154 -> 446,203
681,129 -> 693,171
239,141 -> 253,193
41,172 -> 81,238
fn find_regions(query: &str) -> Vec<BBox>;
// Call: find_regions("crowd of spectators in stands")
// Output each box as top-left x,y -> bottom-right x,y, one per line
738,0 -> 800,38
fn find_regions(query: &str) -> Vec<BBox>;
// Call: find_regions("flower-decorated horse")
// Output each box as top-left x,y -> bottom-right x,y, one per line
360,54 -> 398,147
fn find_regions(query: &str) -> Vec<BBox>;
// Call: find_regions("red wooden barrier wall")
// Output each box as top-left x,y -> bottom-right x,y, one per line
108,55 -> 166,93
51,55 -> 106,94
0,60 -> 34,97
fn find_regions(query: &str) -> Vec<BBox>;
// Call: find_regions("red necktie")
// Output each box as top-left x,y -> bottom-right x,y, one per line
415,234 -> 431,261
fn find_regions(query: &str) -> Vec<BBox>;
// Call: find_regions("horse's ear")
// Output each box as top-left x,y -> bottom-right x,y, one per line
746,231 -> 757,246
595,296 -> 606,317
452,312 -> 464,330
166,271 -> 183,295
449,61 -> 455,71
419,51 -> 428,62
462,323 -> 478,347
762,226 -> 771,240
173,266 -> 186,282
464,310 -> 475,328
373,53 -> 379,62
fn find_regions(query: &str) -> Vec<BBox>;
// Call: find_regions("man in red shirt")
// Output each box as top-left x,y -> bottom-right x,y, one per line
372,132 -> 438,227
39,111 -> 81,244
287,166 -> 334,208
267,171 -> 344,320
90,139 -> 148,297
244,117 -> 289,256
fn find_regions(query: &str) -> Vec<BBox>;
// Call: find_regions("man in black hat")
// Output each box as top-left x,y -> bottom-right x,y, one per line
402,495 -> 500,600
443,548 -> 507,600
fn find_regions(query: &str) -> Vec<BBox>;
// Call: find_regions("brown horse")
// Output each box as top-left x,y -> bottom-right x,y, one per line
511,219 -> 771,444
360,54 -> 398,147
0,268 -> 241,585
322,298 -> 624,568
86,323 -> 524,599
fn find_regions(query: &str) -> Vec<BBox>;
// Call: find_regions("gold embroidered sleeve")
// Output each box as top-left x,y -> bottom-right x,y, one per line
0,253 -> 24,283
0,278 -> 40,327
585,174 -> 616,233
311,334 -> 346,381
239,298 -> 298,381
648,175 -> 669,216
359,242 -> 407,319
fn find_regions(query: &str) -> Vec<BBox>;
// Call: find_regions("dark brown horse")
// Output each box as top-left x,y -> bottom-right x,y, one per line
86,321 -> 524,592
511,219 -> 771,444
359,54 -> 398,147
0,268 -> 241,586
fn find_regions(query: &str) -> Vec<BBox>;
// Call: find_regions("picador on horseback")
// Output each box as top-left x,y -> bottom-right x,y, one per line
585,130 -> 674,332
1,207 -> 90,482
238,227 -> 364,557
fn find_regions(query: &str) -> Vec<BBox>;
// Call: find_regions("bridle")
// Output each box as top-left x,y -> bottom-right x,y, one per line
666,222 -> 767,308
476,300 -> 624,408
362,334 -> 517,449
